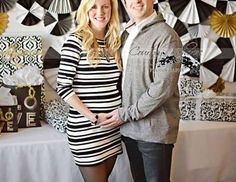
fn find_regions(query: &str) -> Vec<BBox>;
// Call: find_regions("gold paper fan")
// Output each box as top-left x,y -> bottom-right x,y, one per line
0,13 -> 9,35
210,10 -> 236,38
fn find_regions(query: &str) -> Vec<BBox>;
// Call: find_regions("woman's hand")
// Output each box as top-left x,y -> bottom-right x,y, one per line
97,113 -> 108,124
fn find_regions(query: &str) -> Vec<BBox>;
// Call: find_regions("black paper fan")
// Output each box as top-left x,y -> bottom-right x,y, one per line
16,0 -> 44,26
216,0 -> 236,14
183,37 -> 222,88
44,12 -> 73,36
204,37 -> 236,82
118,0 -> 129,23
169,0 -> 216,24
0,0 -> 17,13
43,46 -> 61,89
36,0 -> 81,14
164,13 -> 191,45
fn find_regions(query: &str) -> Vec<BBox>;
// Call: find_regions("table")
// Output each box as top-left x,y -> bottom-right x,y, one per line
0,122 -> 133,182
171,120 -> 236,182
1,120 -> 236,182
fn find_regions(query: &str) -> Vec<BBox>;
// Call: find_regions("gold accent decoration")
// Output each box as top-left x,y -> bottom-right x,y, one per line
210,10 -> 236,38
23,86 -> 37,110
0,108 -> 14,122
209,77 -> 225,93
0,44 -> 42,69
0,13 -> 8,35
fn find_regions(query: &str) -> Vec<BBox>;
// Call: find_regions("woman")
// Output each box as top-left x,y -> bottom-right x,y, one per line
56,0 -> 122,181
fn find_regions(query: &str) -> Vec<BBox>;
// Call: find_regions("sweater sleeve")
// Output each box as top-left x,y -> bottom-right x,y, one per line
119,32 -> 183,122
56,34 -> 82,101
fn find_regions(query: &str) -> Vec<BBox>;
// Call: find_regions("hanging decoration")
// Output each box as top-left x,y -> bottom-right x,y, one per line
210,10 -> 236,38
118,0 -> 129,23
216,0 -> 236,14
0,0 -> 17,13
16,0 -> 44,26
154,0 -> 169,13
164,13 -> 191,45
36,0 -> 81,14
43,46 -> 61,89
43,12 -> 73,36
168,0 -> 216,24
0,13 -> 8,35
188,22 -> 211,39
183,37 -> 223,88
203,37 -> 235,78
217,38 -> 236,82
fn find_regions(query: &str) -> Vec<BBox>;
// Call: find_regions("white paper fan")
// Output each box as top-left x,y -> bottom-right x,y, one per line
221,57 -> 236,82
200,66 -> 219,88
227,1 -> 236,14
230,35 -> 236,54
179,0 -> 200,24
200,38 -> 222,63
48,0 -> 72,14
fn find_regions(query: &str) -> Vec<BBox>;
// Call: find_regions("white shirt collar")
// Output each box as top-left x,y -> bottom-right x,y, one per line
136,11 -> 158,31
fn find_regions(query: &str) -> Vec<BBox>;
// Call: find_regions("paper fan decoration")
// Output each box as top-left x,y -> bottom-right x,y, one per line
36,0 -> 81,14
16,0 -> 44,26
216,0 -> 236,14
0,0 -> 17,13
0,13 -> 8,35
44,12 -> 73,36
118,0 -> 129,23
43,46 -> 61,89
154,0 -> 168,12
208,37 -> 236,82
164,13 -> 191,45
183,38 -> 222,88
168,0 -> 216,24
210,10 -> 236,38
188,22 -> 211,38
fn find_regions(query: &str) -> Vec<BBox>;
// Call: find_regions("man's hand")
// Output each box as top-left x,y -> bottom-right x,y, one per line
99,109 -> 123,128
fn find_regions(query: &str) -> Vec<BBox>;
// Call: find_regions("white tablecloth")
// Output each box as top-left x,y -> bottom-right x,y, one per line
171,120 -> 236,182
1,120 -> 236,182
0,122 -> 133,182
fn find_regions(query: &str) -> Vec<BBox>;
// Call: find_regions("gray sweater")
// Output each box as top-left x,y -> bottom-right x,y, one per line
118,13 -> 183,144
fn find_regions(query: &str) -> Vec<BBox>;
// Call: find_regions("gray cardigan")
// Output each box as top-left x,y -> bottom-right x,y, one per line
118,13 -> 183,144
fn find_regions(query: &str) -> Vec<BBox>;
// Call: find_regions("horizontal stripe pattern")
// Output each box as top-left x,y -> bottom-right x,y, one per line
57,33 -> 122,166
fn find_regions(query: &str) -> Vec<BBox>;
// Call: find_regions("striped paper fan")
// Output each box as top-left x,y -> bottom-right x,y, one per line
169,0 -> 216,24
16,0 -> 44,26
36,0 -> 81,14
0,0 -> 17,13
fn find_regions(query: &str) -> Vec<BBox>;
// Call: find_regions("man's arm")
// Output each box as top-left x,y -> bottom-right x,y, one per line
100,33 -> 182,127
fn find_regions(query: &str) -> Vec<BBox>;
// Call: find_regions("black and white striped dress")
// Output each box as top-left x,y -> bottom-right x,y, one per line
57,33 -> 122,166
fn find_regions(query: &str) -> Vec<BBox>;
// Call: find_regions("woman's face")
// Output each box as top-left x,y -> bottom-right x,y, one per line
88,0 -> 111,34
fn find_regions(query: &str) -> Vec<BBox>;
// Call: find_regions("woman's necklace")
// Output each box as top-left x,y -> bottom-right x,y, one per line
99,39 -> 110,62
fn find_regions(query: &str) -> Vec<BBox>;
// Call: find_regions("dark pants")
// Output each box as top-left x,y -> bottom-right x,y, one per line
122,136 -> 174,182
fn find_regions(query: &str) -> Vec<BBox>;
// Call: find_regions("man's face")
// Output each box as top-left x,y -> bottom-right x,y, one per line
125,0 -> 154,23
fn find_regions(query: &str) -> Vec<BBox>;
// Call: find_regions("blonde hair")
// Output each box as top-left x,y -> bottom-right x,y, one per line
75,0 -> 121,68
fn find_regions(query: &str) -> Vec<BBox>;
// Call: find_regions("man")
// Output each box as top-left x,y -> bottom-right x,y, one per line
99,0 -> 182,181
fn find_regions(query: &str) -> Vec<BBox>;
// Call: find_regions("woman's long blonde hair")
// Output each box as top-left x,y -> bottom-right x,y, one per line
75,0 -> 121,68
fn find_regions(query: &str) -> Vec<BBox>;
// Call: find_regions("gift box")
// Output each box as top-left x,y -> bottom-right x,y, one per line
200,97 -> 236,122
0,105 -> 18,132
179,95 -> 236,122
0,35 -> 45,119
178,76 -> 202,97
8,85 -> 41,128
